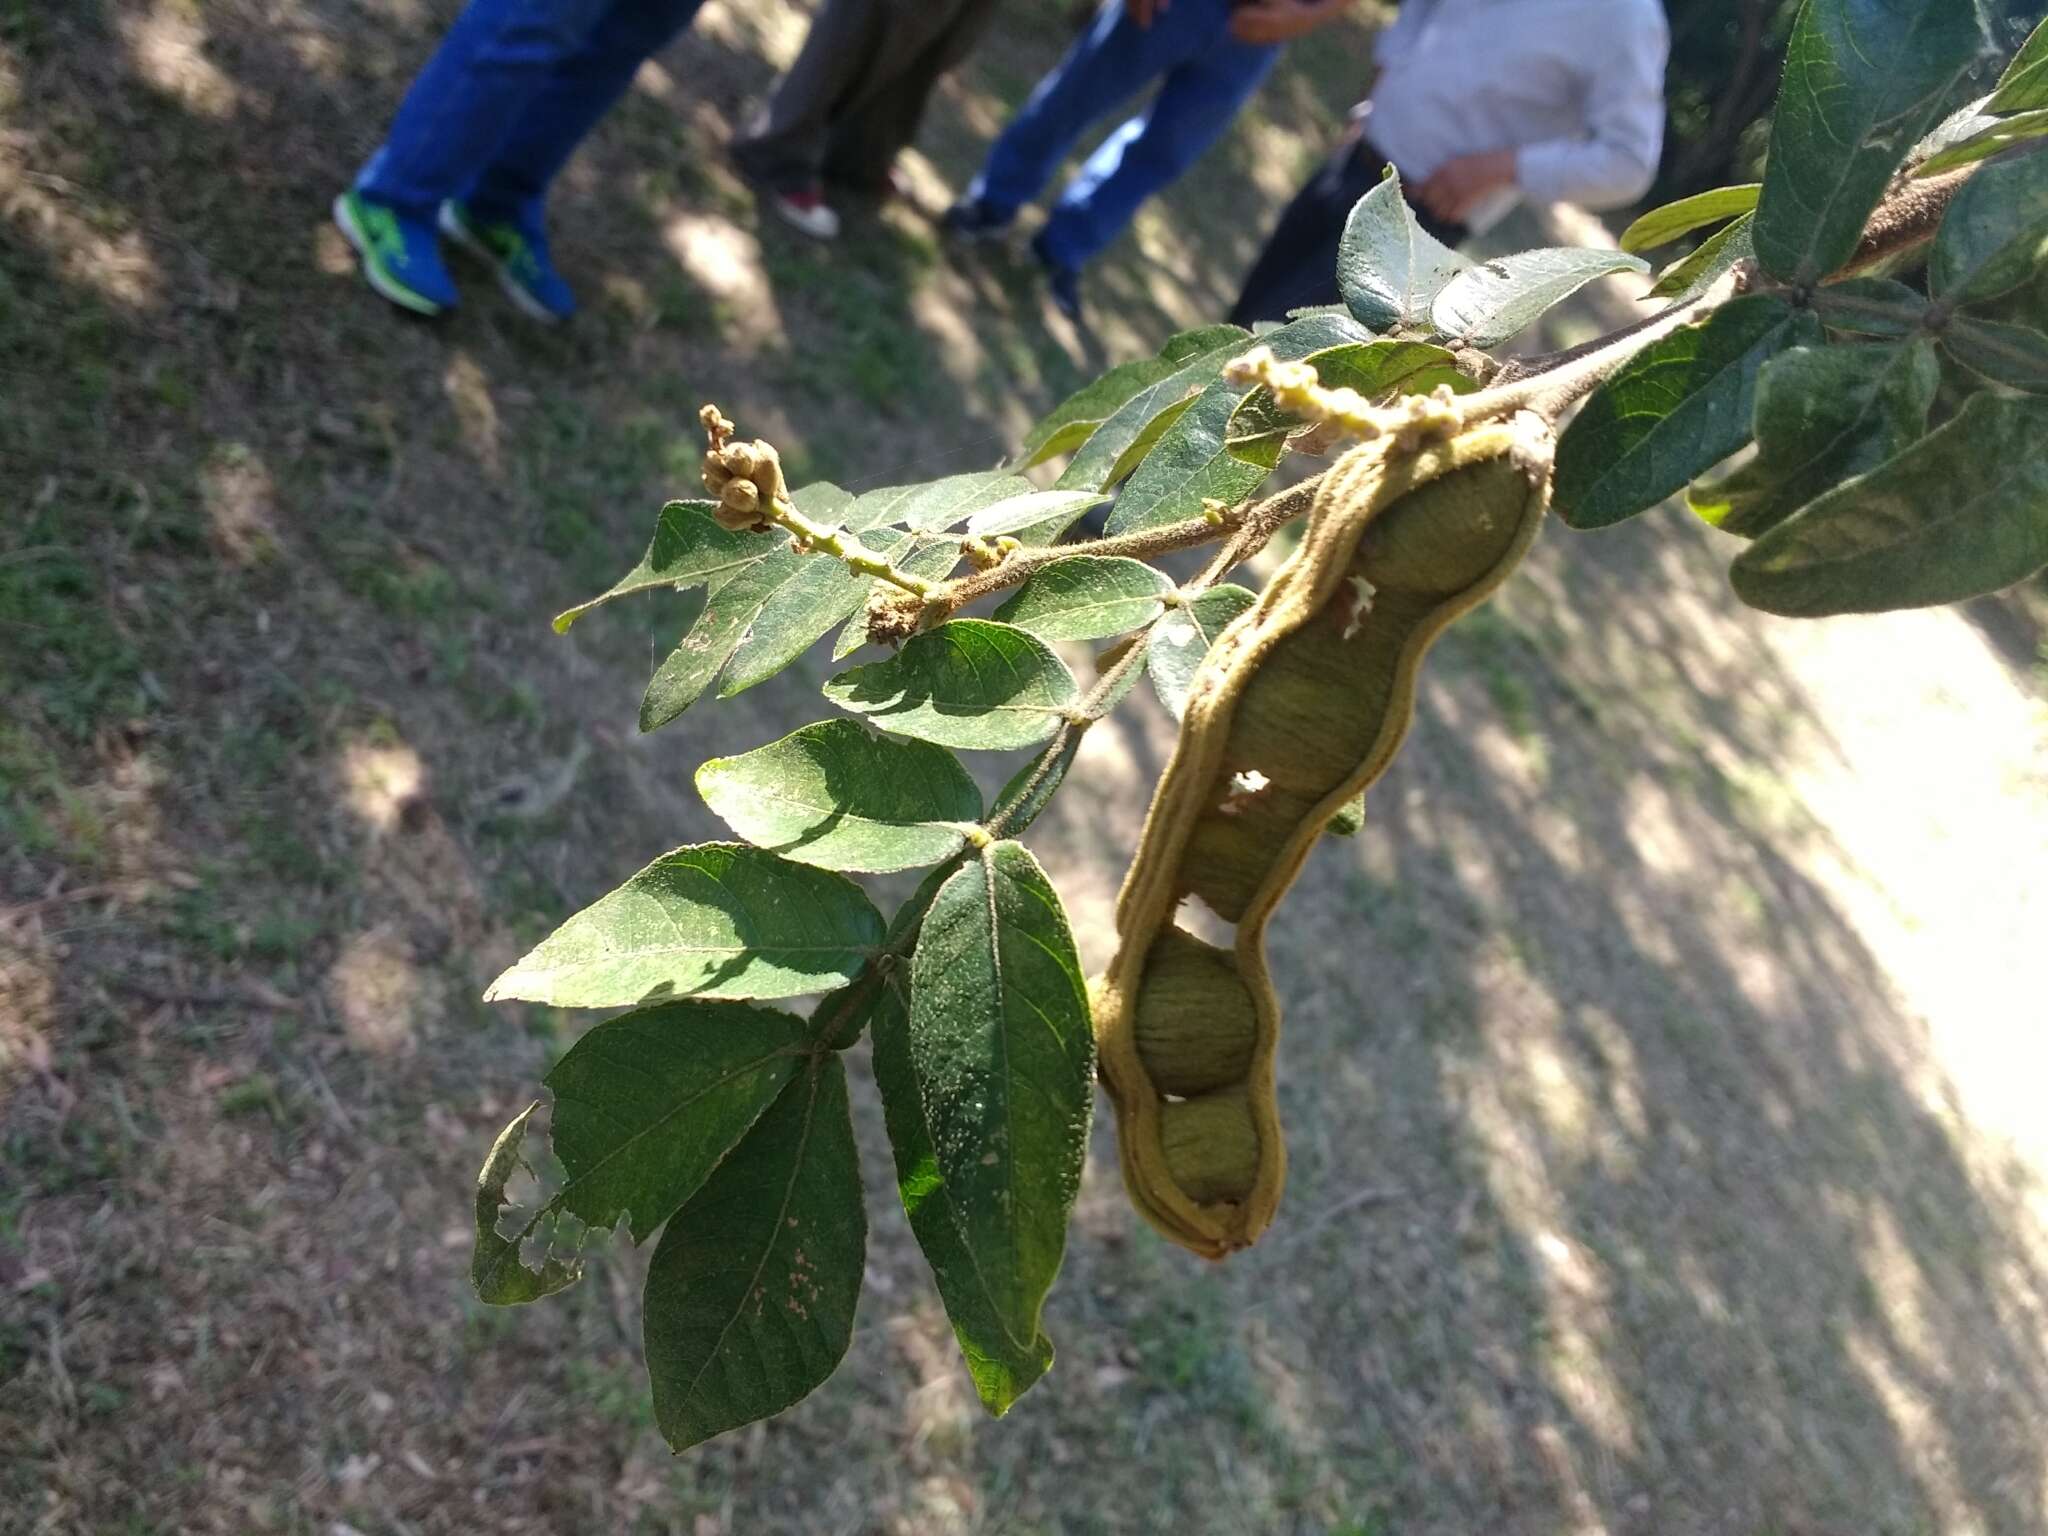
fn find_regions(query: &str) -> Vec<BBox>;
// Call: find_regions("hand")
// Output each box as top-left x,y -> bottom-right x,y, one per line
1228,0 -> 1343,45
1127,0 -> 1168,28
1416,149 -> 1517,223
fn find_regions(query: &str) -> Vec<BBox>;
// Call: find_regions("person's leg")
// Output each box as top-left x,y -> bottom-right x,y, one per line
1228,137 -> 1379,326
461,0 -> 706,222
1033,14 -> 1276,273
821,0 -> 1000,192
732,0 -> 888,195
964,0 -> 1207,221
355,0 -> 618,220
341,0 -> 620,312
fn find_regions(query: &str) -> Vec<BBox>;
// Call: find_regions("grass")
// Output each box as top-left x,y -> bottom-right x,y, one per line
5,3 -> 2048,1536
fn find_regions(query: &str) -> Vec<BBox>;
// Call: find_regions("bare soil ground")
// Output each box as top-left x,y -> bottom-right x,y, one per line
5,3 -> 2048,1534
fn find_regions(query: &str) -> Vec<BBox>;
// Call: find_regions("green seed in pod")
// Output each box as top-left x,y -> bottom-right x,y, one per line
1220,591 -> 1428,796
1180,784 -> 1316,923
1134,927 -> 1259,1096
1352,455 -> 1531,596
1159,1086 -> 1262,1205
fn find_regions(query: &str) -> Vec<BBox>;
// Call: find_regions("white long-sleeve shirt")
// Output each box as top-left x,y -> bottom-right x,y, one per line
1363,0 -> 1670,229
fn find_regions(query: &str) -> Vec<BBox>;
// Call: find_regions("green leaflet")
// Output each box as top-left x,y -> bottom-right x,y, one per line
851,470 -> 1036,533
1941,315 -> 2048,395
993,555 -> 1175,642
1647,213 -> 1755,302
1106,379 -> 1280,535
1145,584 -> 1256,720
1689,340 -> 1940,539
644,1055 -> 865,1451
1929,145 -> 2048,306
717,526 -> 917,698
1336,167 -> 1469,332
485,843 -> 883,1007
1752,0 -> 1988,283
1731,393 -> 2048,615
1429,247 -> 1649,347
1989,14 -> 2048,112
472,1103 -> 584,1306
1017,325 -> 1249,467
904,841 -> 1092,1397
1620,184 -> 1761,252
986,729 -> 1083,837
553,500 -> 764,633
824,619 -> 1079,751
866,960 -> 1054,1413
697,719 -> 982,873
965,488 -> 1110,541
1810,277 -> 1929,336
1054,333 -> 1255,492
1912,107 -> 2048,176
639,546 -> 805,731
1554,296 -> 1822,529
543,1001 -> 811,1241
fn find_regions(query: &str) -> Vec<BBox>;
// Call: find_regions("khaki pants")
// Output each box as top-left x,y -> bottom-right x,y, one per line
730,0 -> 1001,193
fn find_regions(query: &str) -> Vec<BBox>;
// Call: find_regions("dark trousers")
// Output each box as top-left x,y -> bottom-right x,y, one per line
730,0 -> 1000,193
1230,136 -> 1467,327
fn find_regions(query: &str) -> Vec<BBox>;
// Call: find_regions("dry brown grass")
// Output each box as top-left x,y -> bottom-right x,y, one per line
5,3 -> 2048,1534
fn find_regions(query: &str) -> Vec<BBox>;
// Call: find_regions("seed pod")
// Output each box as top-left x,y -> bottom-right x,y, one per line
1158,1088 -> 1261,1205
1352,453 -> 1532,595
1091,412 -> 1553,1260
1180,786 -> 1319,923
1133,928 -> 1259,1096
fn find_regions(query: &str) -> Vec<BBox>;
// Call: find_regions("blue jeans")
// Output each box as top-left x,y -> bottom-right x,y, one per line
356,0 -> 704,222
968,0 -> 1277,271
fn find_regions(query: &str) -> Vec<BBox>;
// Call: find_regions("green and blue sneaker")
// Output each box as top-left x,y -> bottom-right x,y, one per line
331,189 -> 457,316
438,200 -> 576,323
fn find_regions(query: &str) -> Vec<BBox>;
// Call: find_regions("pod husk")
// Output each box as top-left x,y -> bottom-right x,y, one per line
1093,413 -> 1553,1259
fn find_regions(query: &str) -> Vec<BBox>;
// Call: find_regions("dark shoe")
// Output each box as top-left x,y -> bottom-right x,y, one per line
1033,233 -> 1082,321
942,196 -> 1013,241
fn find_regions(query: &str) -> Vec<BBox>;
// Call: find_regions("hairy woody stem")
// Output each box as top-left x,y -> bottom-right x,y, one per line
919,475 -> 1324,623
